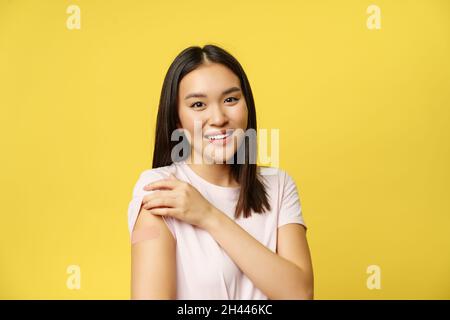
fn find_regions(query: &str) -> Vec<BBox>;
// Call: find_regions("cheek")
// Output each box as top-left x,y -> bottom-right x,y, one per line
231,103 -> 248,128
178,108 -> 205,138
178,108 -> 193,129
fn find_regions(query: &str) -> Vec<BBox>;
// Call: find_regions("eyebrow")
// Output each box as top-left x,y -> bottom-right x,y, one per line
184,86 -> 241,100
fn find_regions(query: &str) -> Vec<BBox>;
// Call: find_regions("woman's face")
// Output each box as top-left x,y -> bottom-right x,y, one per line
177,62 -> 248,164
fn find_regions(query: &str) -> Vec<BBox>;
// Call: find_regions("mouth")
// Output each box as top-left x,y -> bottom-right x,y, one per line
204,129 -> 234,145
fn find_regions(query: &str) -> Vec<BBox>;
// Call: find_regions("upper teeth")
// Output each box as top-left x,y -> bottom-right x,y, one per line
207,132 -> 232,140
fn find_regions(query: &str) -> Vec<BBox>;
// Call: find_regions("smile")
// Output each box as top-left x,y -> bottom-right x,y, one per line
204,130 -> 234,144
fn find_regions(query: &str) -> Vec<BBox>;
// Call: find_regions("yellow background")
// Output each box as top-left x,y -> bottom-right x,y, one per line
1,0 -> 449,299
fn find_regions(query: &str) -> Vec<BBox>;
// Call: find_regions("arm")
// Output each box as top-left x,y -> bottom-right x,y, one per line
205,209 -> 314,300
276,223 -> 314,299
131,205 -> 177,299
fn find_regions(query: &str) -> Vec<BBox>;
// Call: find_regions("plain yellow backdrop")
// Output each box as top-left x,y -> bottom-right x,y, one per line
0,0 -> 449,299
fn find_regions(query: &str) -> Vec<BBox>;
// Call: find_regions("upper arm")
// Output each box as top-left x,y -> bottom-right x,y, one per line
276,223 -> 314,297
131,205 -> 176,299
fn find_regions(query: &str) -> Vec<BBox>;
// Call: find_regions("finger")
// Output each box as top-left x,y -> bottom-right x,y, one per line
143,178 -> 179,191
142,196 -> 177,210
147,207 -> 178,217
142,190 -> 177,203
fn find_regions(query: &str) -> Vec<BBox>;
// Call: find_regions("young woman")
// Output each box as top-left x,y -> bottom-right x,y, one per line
127,44 -> 314,300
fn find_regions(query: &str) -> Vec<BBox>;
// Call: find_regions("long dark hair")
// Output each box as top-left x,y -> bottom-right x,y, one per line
152,44 -> 271,219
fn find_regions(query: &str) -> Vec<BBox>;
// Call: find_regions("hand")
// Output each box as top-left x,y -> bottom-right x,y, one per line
142,173 -> 218,230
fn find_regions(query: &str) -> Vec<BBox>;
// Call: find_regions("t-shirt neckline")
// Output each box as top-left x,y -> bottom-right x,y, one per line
175,160 -> 241,198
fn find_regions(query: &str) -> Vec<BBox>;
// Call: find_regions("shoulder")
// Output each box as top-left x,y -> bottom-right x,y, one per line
131,165 -> 175,196
257,165 -> 293,189
128,164 -> 178,239
137,165 -> 174,183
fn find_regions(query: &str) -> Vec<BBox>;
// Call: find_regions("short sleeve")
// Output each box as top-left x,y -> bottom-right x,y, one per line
278,170 -> 307,230
127,170 -> 177,241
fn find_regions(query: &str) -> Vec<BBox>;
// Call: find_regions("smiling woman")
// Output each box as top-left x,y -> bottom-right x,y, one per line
128,44 -> 313,300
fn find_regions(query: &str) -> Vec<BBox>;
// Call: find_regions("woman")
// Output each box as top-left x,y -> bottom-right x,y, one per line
127,44 -> 314,300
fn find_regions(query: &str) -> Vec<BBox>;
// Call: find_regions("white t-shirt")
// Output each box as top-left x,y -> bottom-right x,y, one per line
127,160 -> 307,299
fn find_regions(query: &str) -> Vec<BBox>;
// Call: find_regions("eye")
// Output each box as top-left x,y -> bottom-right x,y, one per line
190,101 -> 205,108
224,97 -> 239,104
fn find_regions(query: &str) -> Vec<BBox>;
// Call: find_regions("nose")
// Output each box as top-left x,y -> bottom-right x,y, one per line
208,104 -> 228,127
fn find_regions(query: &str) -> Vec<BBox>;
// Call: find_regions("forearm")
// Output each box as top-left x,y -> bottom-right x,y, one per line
204,208 -> 313,300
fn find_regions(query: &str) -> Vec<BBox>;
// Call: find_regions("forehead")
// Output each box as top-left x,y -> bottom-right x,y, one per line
179,63 -> 241,96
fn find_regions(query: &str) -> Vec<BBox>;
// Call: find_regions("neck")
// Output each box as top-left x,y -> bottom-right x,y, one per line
185,154 -> 239,188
